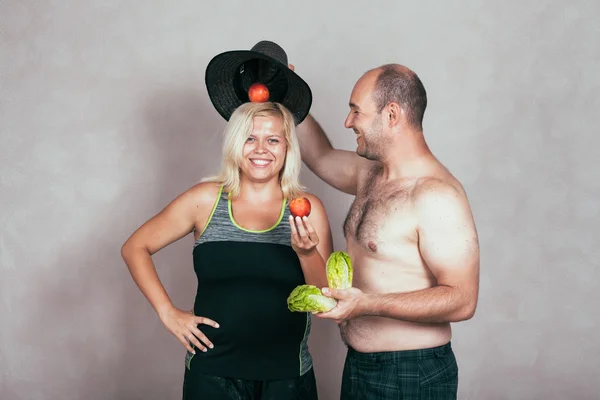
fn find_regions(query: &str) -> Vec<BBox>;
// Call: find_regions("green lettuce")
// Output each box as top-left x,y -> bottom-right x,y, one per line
287,285 -> 337,313
326,251 -> 353,289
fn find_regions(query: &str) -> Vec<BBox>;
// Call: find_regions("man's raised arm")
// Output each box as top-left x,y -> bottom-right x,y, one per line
296,114 -> 363,195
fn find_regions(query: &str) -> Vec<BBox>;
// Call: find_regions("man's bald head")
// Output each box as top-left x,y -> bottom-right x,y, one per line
370,64 -> 427,130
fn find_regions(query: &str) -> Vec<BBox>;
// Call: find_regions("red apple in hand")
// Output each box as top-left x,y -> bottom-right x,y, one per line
248,83 -> 270,103
289,197 -> 311,218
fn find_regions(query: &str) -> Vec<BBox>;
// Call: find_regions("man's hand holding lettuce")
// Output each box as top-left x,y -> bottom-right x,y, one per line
287,251 -> 353,313
287,285 -> 337,312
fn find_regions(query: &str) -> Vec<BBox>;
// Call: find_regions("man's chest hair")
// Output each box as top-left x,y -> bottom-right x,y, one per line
344,170 -> 415,244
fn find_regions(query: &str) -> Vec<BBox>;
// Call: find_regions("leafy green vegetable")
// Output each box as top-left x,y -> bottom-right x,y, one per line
287,251 -> 353,313
326,251 -> 353,289
287,285 -> 337,313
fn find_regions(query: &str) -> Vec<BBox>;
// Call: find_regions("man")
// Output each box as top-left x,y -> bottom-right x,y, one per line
295,64 -> 480,399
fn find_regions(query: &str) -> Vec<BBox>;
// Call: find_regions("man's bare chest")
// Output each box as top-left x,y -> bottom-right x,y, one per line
343,180 -> 416,250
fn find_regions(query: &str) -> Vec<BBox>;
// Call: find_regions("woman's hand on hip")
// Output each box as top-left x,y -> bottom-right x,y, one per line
159,307 -> 219,354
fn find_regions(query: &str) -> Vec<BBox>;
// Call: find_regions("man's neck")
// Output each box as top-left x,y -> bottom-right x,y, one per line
379,131 -> 435,181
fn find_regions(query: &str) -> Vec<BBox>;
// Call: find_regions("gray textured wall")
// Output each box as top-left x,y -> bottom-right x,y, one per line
1,1 -> 599,399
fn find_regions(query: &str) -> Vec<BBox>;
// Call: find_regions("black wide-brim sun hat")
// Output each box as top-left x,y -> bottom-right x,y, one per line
205,40 -> 312,125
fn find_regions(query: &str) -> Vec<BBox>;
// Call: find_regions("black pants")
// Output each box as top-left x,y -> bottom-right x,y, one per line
182,368 -> 319,400
341,342 -> 458,400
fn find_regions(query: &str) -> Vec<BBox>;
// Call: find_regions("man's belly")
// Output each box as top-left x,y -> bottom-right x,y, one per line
343,238 -> 452,352
340,316 -> 452,352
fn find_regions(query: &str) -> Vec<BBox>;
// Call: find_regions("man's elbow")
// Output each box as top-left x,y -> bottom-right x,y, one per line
452,300 -> 477,322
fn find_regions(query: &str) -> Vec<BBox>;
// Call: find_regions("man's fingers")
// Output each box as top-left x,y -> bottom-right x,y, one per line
288,63 -> 295,71
324,287 -> 352,300
315,308 -> 345,324
316,309 -> 339,321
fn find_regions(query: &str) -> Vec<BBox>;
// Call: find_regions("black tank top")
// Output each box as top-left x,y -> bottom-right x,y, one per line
185,186 -> 313,380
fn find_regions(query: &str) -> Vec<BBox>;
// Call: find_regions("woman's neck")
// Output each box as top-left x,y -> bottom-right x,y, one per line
237,178 -> 283,203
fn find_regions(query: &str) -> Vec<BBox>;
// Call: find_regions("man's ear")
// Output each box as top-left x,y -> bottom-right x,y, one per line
387,102 -> 402,126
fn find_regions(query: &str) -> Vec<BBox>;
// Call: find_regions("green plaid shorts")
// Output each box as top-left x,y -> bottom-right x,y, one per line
341,342 -> 458,400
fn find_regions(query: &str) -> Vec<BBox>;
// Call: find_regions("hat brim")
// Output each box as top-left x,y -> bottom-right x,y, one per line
205,50 -> 312,125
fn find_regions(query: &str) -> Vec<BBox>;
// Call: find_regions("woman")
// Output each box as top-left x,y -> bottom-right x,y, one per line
121,101 -> 332,399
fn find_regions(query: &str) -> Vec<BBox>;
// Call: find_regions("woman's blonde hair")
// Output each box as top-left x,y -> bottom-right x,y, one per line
202,102 -> 304,199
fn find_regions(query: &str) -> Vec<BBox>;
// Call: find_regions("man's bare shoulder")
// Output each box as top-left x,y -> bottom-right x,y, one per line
409,174 -> 477,233
411,174 -> 469,208
414,175 -> 462,193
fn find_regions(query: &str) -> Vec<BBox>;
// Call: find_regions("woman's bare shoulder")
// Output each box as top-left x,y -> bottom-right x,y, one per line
178,181 -> 223,209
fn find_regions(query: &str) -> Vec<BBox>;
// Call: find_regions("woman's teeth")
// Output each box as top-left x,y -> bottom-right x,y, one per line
251,159 -> 271,166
